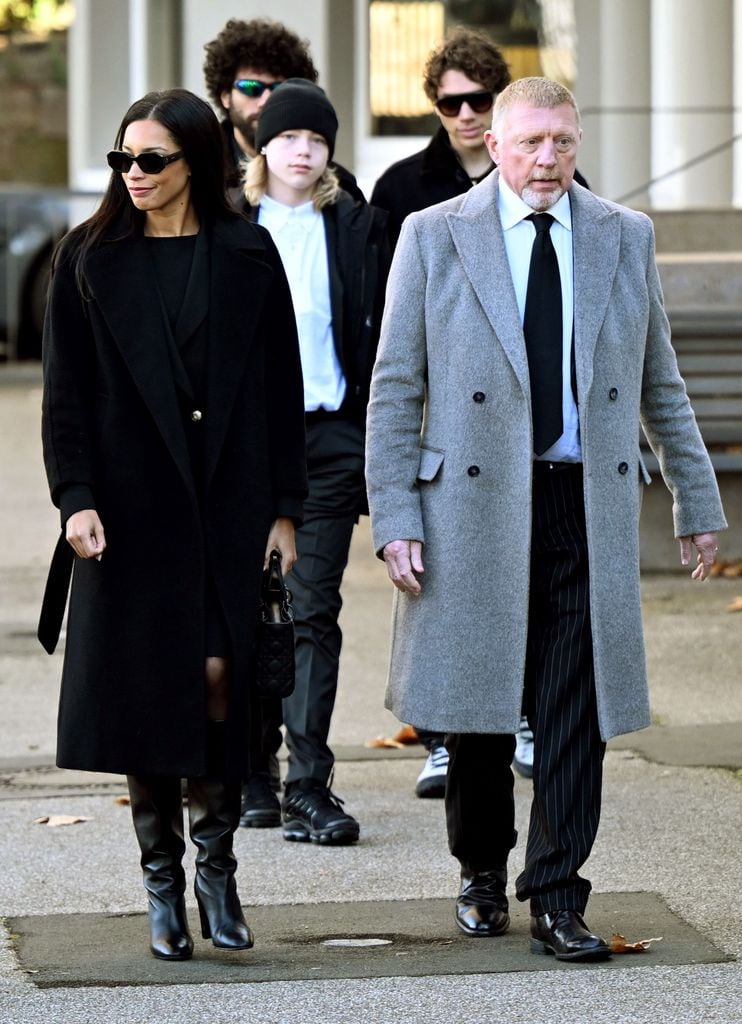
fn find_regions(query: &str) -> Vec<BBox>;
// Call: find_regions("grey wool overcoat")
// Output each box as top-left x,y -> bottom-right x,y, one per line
365,171 -> 726,741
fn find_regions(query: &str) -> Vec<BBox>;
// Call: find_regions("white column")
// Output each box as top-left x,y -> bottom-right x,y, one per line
571,0 -> 601,192
129,0 -> 149,102
68,0 -> 130,193
651,0 -> 733,208
598,0 -> 650,207
734,0 -> 742,207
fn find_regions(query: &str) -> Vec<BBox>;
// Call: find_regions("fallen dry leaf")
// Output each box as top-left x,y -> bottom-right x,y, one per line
365,724 -> 421,749
710,559 -> 742,578
610,932 -> 662,953
114,795 -> 131,805
727,597 -> 742,612
33,815 -> 93,828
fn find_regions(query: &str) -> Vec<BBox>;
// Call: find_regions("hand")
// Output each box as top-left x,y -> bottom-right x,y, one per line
66,509 -> 106,561
264,517 -> 297,575
383,539 -> 424,594
679,532 -> 718,581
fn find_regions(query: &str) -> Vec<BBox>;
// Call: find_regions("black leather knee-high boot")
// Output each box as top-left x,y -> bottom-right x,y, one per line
187,776 -> 253,949
187,725 -> 253,950
127,775 -> 193,961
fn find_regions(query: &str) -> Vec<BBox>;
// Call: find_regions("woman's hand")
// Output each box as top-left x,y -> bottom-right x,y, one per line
264,517 -> 297,575
66,509 -> 106,561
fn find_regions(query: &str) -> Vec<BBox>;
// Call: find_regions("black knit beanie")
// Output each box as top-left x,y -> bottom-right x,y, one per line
255,78 -> 338,159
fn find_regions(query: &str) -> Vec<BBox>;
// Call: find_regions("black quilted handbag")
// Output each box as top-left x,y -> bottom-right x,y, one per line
254,549 -> 295,698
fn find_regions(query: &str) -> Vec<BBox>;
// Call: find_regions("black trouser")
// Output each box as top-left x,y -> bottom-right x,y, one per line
245,420 -> 364,791
249,418 -> 365,785
445,464 -> 605,915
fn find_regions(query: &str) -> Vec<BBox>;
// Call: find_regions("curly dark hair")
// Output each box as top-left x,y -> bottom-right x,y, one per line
204,18 -> 318,111
423,28 -> 511,102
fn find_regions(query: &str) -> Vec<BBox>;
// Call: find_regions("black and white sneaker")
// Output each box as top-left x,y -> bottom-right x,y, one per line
281,780 -> 360,845
415,741 -> 449,798
513,716 -> 534,779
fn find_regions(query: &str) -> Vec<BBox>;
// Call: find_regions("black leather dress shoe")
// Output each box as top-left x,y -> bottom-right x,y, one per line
455,870 -> 510,937
530,910 -> 611,961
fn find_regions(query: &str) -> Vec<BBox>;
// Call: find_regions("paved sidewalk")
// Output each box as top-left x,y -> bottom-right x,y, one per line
1,367 -> 740,1024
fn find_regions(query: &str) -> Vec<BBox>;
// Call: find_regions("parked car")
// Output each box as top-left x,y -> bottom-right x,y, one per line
0,186 -> 70,360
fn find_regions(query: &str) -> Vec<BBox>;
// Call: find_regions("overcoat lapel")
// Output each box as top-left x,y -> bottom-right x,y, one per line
85,236 -> 196,503
570,184 -> 622,402
446,173 -> 530,397
204,218 -> 274,488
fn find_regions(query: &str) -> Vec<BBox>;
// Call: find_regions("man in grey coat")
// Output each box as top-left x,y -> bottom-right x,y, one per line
365,77 -> 726,961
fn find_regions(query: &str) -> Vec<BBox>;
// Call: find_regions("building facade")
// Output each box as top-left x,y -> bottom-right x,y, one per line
68,0 -> 742,209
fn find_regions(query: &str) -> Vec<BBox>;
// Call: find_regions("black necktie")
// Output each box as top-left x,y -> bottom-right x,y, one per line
523,213 -> 563,456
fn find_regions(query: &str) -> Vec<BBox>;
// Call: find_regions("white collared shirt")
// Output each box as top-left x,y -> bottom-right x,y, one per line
498,178 -> 581,462
258,194 -> 345,412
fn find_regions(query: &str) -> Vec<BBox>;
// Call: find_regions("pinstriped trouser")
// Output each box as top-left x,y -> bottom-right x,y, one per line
446,463 -> 605,916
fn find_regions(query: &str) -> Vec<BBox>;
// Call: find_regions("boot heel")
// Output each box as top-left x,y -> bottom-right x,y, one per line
196,894 -> 212,940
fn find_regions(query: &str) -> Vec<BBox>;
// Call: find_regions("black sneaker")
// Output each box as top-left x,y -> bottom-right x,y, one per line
281,781 -> 360,845
239,773 -> 281,828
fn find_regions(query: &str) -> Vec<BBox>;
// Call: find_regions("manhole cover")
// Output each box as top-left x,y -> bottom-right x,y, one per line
322,938 -> 393,948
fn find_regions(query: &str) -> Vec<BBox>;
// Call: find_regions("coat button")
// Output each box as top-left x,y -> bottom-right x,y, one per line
190,409 -> 203,422
467,465 -> 480,477
609,387 -> 618,400
618,461 -> 628,475
472,391 -> 486,403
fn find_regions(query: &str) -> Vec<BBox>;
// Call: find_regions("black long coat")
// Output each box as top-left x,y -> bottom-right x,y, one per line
39,214 -> 307,778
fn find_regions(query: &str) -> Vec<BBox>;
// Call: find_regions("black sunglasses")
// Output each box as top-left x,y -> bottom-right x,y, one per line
233,78 -> 282,98
107,150 -> 185,174
435,90 -> 493,117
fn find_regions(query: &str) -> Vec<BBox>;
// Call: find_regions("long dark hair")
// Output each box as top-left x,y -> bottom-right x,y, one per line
57,89 -> 235,291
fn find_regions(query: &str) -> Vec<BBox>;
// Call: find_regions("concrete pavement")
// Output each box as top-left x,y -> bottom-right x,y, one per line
0,366 -> 740,1023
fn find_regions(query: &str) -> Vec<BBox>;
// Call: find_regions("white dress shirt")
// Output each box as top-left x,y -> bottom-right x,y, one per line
258,194 -> 346,412
498,178 -> 581,462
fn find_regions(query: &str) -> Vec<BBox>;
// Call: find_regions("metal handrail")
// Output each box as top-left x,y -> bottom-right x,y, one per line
578,105 -> 742,205
614,133 -> 742,204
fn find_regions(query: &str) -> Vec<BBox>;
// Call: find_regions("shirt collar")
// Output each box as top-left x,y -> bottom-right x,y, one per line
259,193 -> 318,230
498,176 -> 572,232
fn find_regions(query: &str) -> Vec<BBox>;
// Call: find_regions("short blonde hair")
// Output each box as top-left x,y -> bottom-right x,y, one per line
491,77 -> 580,134
242,153 -> 341,211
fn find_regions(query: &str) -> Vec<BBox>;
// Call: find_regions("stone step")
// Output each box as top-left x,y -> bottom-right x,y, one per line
657,252 -> 742,309
643,208 -> 742,253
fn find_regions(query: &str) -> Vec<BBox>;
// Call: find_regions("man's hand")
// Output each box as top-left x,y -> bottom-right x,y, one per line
383,539 -> 424,594
66,509 -> 106,561
679,532 -> 718,581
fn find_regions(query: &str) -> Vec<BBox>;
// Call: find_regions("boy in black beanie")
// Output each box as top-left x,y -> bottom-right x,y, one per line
240,79 -> 390,847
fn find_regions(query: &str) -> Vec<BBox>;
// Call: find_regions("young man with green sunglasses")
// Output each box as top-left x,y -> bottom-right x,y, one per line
203,17 -> 362,200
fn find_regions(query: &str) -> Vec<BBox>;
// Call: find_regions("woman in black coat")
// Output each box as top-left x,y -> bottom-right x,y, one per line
39,89 -> 307,961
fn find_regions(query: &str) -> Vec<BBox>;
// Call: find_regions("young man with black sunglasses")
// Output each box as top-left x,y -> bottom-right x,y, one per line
203,17 -> 362,200
371,29 -> 511,250
372,29 -> 587,250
